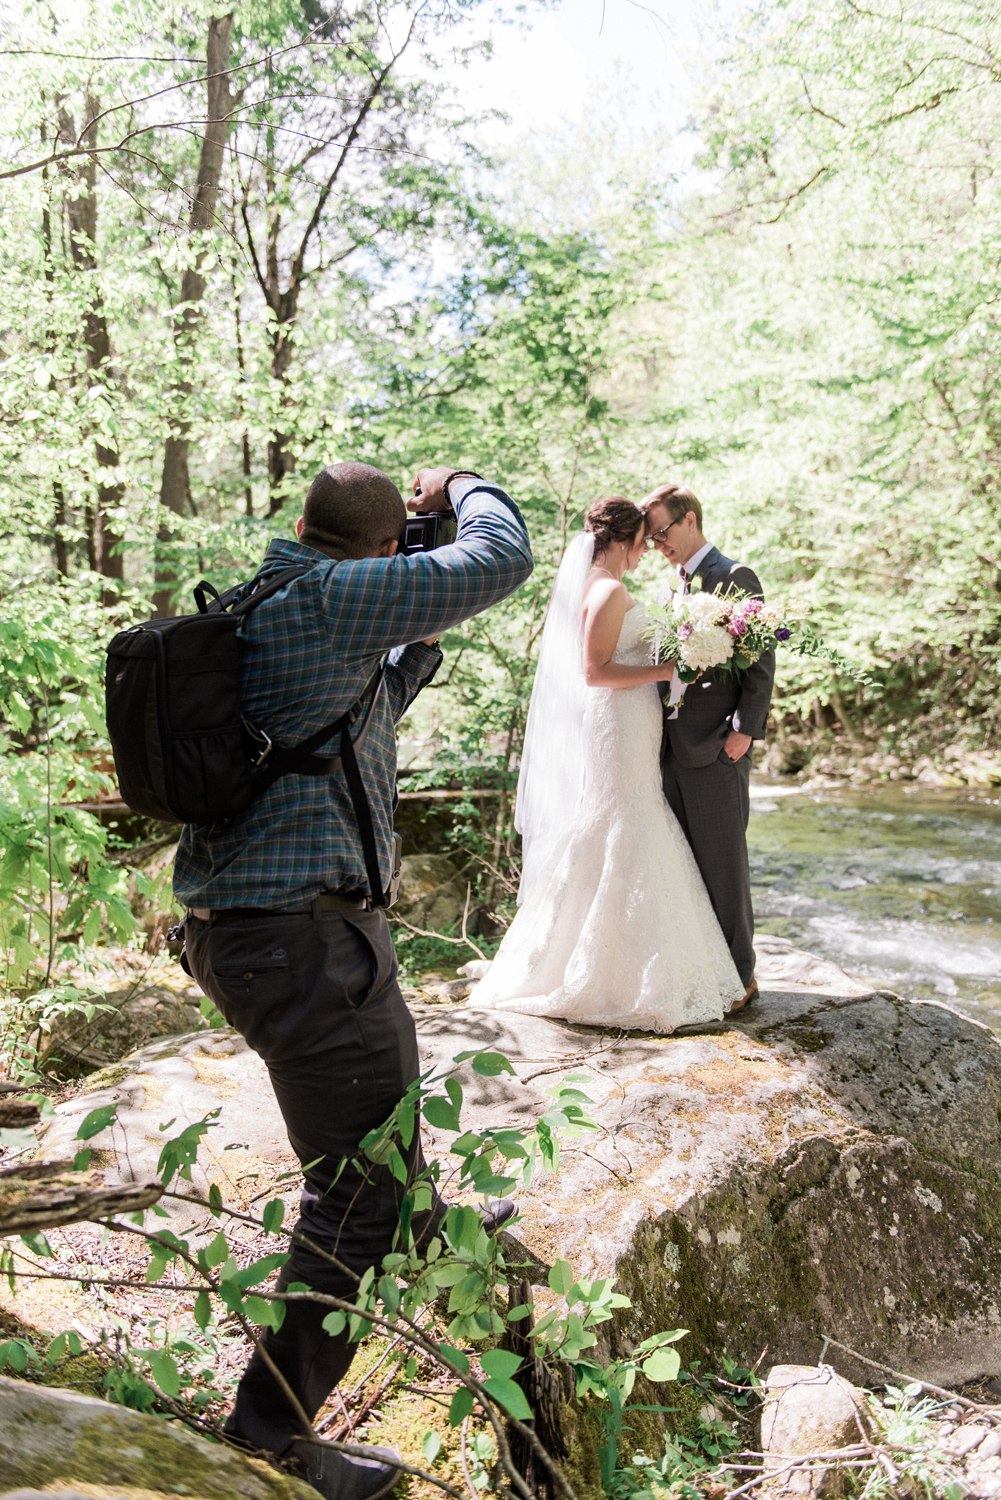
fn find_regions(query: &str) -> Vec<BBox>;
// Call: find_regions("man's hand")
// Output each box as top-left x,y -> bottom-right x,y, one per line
410,466 -> 457,513
723,729 -> 753,762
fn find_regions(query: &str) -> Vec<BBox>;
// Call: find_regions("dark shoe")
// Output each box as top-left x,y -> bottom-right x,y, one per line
481,1196 -> 517,1236
727,981 -> 759,1016
290,1438 -> 402,1500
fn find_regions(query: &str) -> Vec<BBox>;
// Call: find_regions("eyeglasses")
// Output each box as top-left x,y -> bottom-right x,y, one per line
645,517 -> 685,548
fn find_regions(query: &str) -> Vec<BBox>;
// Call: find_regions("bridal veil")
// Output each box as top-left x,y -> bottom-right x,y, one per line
514,531 -> 594,907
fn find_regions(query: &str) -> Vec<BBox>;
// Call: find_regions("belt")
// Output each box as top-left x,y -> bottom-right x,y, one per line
188,891 -> 373,922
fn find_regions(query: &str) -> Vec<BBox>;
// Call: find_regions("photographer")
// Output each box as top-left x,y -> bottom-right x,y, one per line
173,462 -> 532,1499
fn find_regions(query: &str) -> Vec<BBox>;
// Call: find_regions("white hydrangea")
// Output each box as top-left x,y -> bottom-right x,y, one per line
683,592 -> 728,627
680,622 -> 734,673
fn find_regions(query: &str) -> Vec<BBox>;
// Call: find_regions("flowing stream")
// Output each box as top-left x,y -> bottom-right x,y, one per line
748,784 -> 1001,1034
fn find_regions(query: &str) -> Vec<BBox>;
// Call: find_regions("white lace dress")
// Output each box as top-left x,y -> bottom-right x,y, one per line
470,603 -> 744,1032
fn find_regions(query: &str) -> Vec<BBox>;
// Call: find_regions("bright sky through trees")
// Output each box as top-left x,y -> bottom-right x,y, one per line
453,0 -> 737,145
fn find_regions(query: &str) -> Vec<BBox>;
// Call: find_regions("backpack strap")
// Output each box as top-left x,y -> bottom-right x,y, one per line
193,565 -> 312,618
249,662 -> 390,906
196,564 -> 391,905
250,661 -> 385,780
338,694 -> 389,908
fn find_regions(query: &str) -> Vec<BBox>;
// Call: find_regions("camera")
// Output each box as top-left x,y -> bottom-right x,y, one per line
398,511 -> 457,555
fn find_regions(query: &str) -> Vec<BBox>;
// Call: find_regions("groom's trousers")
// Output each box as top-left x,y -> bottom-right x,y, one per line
661,748 -> 755,989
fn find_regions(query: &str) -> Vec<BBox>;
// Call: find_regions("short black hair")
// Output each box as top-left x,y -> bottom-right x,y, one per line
300,462 -> 406,558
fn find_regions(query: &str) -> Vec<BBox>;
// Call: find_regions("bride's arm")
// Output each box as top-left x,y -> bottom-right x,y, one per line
582,581 -> 675,689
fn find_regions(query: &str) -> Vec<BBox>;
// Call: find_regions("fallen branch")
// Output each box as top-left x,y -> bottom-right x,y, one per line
0,1160 -> 163,1236
820,1334 -> 1001,1423
0,1098 -> 41,1129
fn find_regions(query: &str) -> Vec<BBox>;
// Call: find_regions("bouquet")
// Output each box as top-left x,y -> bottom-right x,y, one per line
646,580 -> 866,689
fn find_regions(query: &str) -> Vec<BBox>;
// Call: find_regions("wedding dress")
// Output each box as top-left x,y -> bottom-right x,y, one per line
471,590 -> 744,1032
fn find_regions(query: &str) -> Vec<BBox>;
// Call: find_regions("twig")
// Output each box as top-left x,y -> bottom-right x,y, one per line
390,911 -> 487,964
460,1414 -> 481,1499
819,1334 -> 1001,1422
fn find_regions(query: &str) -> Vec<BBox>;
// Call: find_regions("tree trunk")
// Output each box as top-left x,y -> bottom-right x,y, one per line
56,95 -> 124,588
154,12 -> 235,615
267,317 -> 297,512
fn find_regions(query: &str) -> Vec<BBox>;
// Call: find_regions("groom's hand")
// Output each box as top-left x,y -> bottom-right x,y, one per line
723,730 -> 752,762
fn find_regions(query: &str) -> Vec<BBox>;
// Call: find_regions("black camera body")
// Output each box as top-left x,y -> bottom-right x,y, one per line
399,511 -> 457,555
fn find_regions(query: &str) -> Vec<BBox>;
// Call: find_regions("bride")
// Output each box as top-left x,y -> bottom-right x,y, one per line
471,497 -> 744,1032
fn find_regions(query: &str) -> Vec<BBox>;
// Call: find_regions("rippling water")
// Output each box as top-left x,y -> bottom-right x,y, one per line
748,784 -> 1001,1034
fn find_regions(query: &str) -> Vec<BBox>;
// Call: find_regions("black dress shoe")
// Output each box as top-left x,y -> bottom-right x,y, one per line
480,1196 -> 517,1236
290,1438 -> 401,1500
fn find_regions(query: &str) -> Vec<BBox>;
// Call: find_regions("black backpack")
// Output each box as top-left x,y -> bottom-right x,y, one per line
105,565 -> 383,833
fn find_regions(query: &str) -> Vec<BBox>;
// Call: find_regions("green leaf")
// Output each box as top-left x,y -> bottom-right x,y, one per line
243,1295 -> 285,1330
236,1252 -> 288,1289
322,1310 -> 347,1336
470,1051 -> 515,1077
262,1199 -> 285,1235
548,1259 -> 575,1296
19,1233 -> 53,1259
445,1077 -> 463,1113
444,1206 -> 482,1251
422,1430 -> 441,1462
482,1375 -> 532,1421
0,1339 -> 33,1372
423,1095 -> 461,1132
480,1348 -> 522,1380
150,1350 -> 181,1397
193,1291 -> 212,1330
438,1342 -> 470,1373
641,1346 -> 681,1383
202,1233 -> 229,1269
76,1103 -> 117,1140
449,1387 -> 475,1426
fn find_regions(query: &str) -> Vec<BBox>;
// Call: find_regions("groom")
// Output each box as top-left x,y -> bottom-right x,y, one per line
642,483 -> 774,1012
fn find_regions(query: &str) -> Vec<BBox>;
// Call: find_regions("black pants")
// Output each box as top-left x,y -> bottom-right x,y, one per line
662,747 -> 756,989
185,905 -> 432,1456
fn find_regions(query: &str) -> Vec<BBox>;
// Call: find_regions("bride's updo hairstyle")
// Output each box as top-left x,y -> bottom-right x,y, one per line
585,496 -> 644,556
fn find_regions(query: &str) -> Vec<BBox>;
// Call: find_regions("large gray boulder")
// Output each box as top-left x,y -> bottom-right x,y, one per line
0,1375 -> 316,1498
24,937 -> 1001,1390
38,979 -> 205,1078
421,935 -> 1001,1390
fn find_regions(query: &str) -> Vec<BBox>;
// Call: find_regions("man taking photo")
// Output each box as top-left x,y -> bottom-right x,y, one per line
174,462 -> 532,1498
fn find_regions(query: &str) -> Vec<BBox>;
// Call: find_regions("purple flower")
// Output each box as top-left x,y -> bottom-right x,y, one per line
745,598 -> 763,615
776,627 -> 791,641
727,620 -> 748,638
678,623 -> 693,640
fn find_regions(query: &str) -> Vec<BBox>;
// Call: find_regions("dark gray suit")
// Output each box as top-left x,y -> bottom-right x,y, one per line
660,546 -> 775,988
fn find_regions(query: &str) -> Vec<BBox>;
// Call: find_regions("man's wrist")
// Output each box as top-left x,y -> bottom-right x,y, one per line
443,470 -> 483,506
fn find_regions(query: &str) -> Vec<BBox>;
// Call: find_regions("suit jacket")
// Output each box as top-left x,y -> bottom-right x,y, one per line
662,545 -> 775,770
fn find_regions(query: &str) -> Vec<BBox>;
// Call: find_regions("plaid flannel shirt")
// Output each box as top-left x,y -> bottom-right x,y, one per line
174,479 -> 532,908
